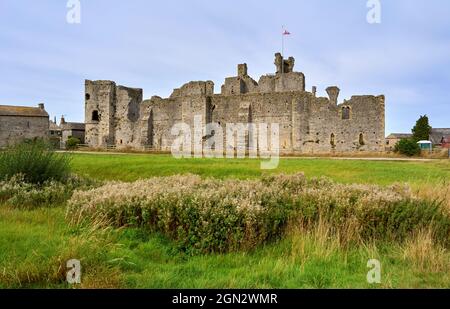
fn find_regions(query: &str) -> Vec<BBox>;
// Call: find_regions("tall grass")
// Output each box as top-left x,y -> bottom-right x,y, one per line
0,140 -> 71,184
0,174 -> 101,209
67,173 -> 450,254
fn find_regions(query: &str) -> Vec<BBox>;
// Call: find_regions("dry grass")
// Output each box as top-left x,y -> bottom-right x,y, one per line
288,218 -> 341,263
415,183 -> 450,212
401,229 -> 449,273
421,148 -> 450,159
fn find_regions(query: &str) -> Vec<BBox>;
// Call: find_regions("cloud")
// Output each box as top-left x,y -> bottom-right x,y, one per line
0,0 -> 449,131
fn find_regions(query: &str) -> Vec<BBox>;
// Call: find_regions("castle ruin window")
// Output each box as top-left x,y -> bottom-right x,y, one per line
85,93 -> 91,101
147,109 -> 154,147
359,133 -> 365,146
342,106 -> 350,120
92,110 -> 99,121
330,133 -> 335,147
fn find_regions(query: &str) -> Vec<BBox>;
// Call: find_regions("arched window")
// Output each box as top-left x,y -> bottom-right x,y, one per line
147,109 -> 154,147
359,133 -> 365,146
342,106 -> 350,120
330,133 -> 336,147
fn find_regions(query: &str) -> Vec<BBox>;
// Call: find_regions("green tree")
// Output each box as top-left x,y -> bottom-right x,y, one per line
66,137 -> 81,150
412,115 -> 432,141
394,138 -> 421,157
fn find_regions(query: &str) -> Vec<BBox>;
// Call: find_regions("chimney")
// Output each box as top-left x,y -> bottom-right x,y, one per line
60,115 -> 66,125
326,86 -> 340,105
38,103 -> 45,110
312,86 -> 317,97
237,63 -> 248,77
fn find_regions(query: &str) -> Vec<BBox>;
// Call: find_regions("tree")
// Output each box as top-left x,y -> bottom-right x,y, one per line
394,138 -> 421,157
66,137 -> 81,150
412,115 -> 432,142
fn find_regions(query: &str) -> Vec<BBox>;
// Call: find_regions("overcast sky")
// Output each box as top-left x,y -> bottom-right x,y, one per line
0,0 -> 449,134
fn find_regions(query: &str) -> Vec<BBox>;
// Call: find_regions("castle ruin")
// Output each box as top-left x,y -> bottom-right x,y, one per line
84,53 -> 385,154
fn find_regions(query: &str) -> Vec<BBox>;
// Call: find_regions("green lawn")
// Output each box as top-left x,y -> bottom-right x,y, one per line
1,154 -> 450,288
71,153 -> 450,186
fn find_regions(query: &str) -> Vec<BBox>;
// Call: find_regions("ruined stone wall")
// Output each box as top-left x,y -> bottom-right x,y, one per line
209,92 -> 300,153
138,81 -> 213,151
84,53 -> 385,154
299,95 -> 385,153
85,80 -> 143,149
114,86 -> 142,148
0,115 -> 49,147
139,96 -> 183,150
84,80 -> 116,147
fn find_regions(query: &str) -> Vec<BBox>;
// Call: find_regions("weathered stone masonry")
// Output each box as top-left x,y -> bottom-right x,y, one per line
84,53 -> 385,154
0,104 -> 49,148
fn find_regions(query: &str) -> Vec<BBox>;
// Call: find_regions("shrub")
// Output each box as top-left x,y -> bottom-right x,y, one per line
67,175 -> 290,253
0,174 -> 101,209
66,137 -> 81,150
67,173 -> 450,253
394,138 -> 421,157
48,137 -> 62,150
0,139 -> 71,184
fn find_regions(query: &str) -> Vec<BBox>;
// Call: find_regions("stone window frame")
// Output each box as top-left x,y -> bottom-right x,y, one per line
359,133 -> 365,146
341,106 -> 352,120
91,110 -> 100,122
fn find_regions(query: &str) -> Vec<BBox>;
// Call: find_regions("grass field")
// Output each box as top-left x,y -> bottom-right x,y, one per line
71,153 -> 450,186
1,153 -> 450,288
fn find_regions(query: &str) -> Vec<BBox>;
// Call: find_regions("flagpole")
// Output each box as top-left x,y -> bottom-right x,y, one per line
281,25 -> 284,74
281,26 -> 285,89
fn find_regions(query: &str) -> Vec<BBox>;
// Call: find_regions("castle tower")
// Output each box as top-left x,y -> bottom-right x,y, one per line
326,86 -> 340,105
84,80 -> 117,147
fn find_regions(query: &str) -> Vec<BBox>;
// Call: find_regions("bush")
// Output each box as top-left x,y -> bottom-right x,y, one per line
0,140 -> 72,184
67,173 -> 450,253
48,137 -> 62,150
66,137 -> 81,150
68,175 -> 290,253
394,138 -> 421,157
0,174 -> 101,209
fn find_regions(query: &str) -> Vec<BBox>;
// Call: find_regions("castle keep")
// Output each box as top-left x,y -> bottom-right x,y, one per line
84,53 -> 385,154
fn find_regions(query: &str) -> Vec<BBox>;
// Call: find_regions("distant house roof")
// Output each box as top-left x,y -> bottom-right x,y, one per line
386,133 -> 412,139
49,120 -> 61,131
61,122 -> 85,131
430,128 -> 450,145
0,105 -> 49,117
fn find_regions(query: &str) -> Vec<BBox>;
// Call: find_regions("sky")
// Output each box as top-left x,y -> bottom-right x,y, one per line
0,0 -> 449,134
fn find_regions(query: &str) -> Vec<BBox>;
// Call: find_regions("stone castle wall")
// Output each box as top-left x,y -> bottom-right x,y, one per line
84,54 -> 385,154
